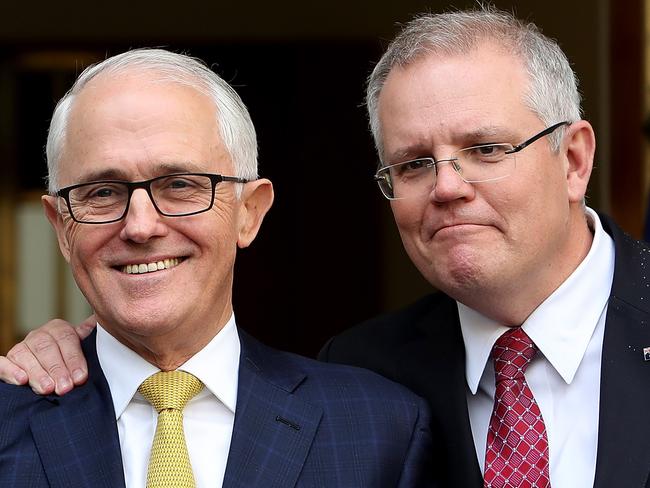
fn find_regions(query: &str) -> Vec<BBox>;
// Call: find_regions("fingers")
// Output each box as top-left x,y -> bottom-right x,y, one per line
0,355 -> 29,385
66,316 -> 96,386
5,341 -> 57,395
11,319 -> 87,395
46,320 -> 89,389
1,318 -> 92,396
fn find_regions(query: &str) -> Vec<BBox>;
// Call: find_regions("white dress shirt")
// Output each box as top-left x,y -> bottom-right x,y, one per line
96,314 -> 240,488
460,208 -> 615,488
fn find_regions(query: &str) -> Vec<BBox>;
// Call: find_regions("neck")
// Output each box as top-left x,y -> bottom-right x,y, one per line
99,302 -> 233,370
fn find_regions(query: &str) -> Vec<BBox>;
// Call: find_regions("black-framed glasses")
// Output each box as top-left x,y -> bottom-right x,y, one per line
374,121 -> 570,200
56,172 -> 248,224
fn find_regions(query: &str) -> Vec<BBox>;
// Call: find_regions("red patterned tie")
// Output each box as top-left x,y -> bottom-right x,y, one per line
483,328 -> 550,488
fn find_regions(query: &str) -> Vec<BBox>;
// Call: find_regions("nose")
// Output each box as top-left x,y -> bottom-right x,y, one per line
119,189 -> 168,243
430,159 -> 475,204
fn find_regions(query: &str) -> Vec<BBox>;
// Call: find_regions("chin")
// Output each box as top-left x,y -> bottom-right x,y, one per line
99,304 -> 178,336
429,251 -> 485,293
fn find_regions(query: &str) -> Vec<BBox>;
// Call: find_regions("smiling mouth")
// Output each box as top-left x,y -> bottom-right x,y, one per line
120,258 -> 184,274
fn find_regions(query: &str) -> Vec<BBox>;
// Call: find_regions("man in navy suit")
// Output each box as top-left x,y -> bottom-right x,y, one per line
0,48 -> 432,487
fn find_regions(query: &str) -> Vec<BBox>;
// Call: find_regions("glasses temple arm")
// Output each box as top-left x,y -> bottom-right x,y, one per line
508,121 -> 570,154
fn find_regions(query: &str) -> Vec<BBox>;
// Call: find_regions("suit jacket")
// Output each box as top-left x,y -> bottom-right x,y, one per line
0,329 -> 433,487
320,214 -> 650,488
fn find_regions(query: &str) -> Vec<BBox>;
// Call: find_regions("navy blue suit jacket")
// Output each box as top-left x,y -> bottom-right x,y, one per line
321,214 -> 650,487
0,329 -> 433,487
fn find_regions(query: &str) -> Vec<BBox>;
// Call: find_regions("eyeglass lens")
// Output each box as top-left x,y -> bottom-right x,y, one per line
66,174 -> 215,223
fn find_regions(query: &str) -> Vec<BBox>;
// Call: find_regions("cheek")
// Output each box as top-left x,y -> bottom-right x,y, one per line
180,215 -> 239,259
205,229 -> 237,255
62,221 -> 88,260
64,222 -> 115,264
518,150 -> 568,196
391,200 -> 424,235
486,162 -> 549,225
64,221 -> 83,245
522,166 -> 568,216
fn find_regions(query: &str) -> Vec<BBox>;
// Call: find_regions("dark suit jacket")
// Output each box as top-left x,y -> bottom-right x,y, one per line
0,329 -> 433,487
320,214 -> 650,488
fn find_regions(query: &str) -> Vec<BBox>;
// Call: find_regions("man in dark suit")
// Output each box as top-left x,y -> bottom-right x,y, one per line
319,8 -> 650,488
321,215 -> 650,488
0,48 -> 432,487
2,7 -> 645,488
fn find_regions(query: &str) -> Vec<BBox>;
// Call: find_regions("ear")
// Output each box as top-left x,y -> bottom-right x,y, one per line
563,120 -> 595,203
236,178 -> 274,248
42,195 -> 71,262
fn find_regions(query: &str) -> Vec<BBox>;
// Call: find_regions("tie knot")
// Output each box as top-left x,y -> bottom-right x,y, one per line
138,371 -> 204,412
491,327 -> 537,381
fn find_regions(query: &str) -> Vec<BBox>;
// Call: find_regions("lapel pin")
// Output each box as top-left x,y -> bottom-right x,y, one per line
644,347 -> 650,361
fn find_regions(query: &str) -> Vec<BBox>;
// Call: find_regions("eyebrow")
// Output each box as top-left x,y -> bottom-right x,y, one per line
74,162 -> 208,184
384,126 -> 521,164
75,168 -> 129,183
384,144 -> 431,165
462,126 -> 502,141
460,126 -> 520,145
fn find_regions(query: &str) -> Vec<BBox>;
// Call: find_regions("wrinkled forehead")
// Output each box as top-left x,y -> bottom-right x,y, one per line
57,73 -> 230,184
378,41 -> 531,120
376,45 -> 537,161
60,67 -> 221,151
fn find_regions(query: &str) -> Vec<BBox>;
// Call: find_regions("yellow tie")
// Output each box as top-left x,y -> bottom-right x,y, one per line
138,371 -> 204,488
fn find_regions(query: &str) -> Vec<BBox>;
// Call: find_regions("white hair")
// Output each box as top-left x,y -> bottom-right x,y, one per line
367,7 -> 582,161
46,48 -> 258,193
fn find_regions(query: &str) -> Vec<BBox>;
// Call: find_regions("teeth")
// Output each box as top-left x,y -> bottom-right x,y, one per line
122,258 -> 181,274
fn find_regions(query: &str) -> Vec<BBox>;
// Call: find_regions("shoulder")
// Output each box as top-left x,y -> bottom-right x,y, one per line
339,293 -> 450,339
599,211 -> 650,262
318,293 -> 455,371
0,382 -> 51,449
599,212 -> 650,308
258,347 -> 432,448
240,330 -> 428,410
300,351 -> 425,403
238,333 -> 434,485
0,382 -> 46,415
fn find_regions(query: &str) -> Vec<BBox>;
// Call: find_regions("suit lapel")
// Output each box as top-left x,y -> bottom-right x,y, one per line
594,216 -> 650,487
30,331 -> 125,488
223,331 -> 323,488
407,295 -> 483,488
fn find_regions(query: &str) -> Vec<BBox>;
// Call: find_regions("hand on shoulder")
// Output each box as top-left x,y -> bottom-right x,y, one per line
0,316 -> 95,395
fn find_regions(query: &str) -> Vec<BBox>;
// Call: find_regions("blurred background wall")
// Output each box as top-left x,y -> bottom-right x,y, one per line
0,0 -> 645,357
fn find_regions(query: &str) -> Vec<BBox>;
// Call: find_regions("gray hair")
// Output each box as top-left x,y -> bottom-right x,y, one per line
46,48 -> 258,193
367,7 -> 582,161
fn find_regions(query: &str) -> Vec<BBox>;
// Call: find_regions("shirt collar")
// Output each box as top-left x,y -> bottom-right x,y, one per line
460,207 -> 615,394
97,314 -> 240,419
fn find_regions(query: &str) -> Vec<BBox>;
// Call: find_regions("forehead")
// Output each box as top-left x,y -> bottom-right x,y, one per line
58,72 -> 231,184
377,44 -> 540,160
